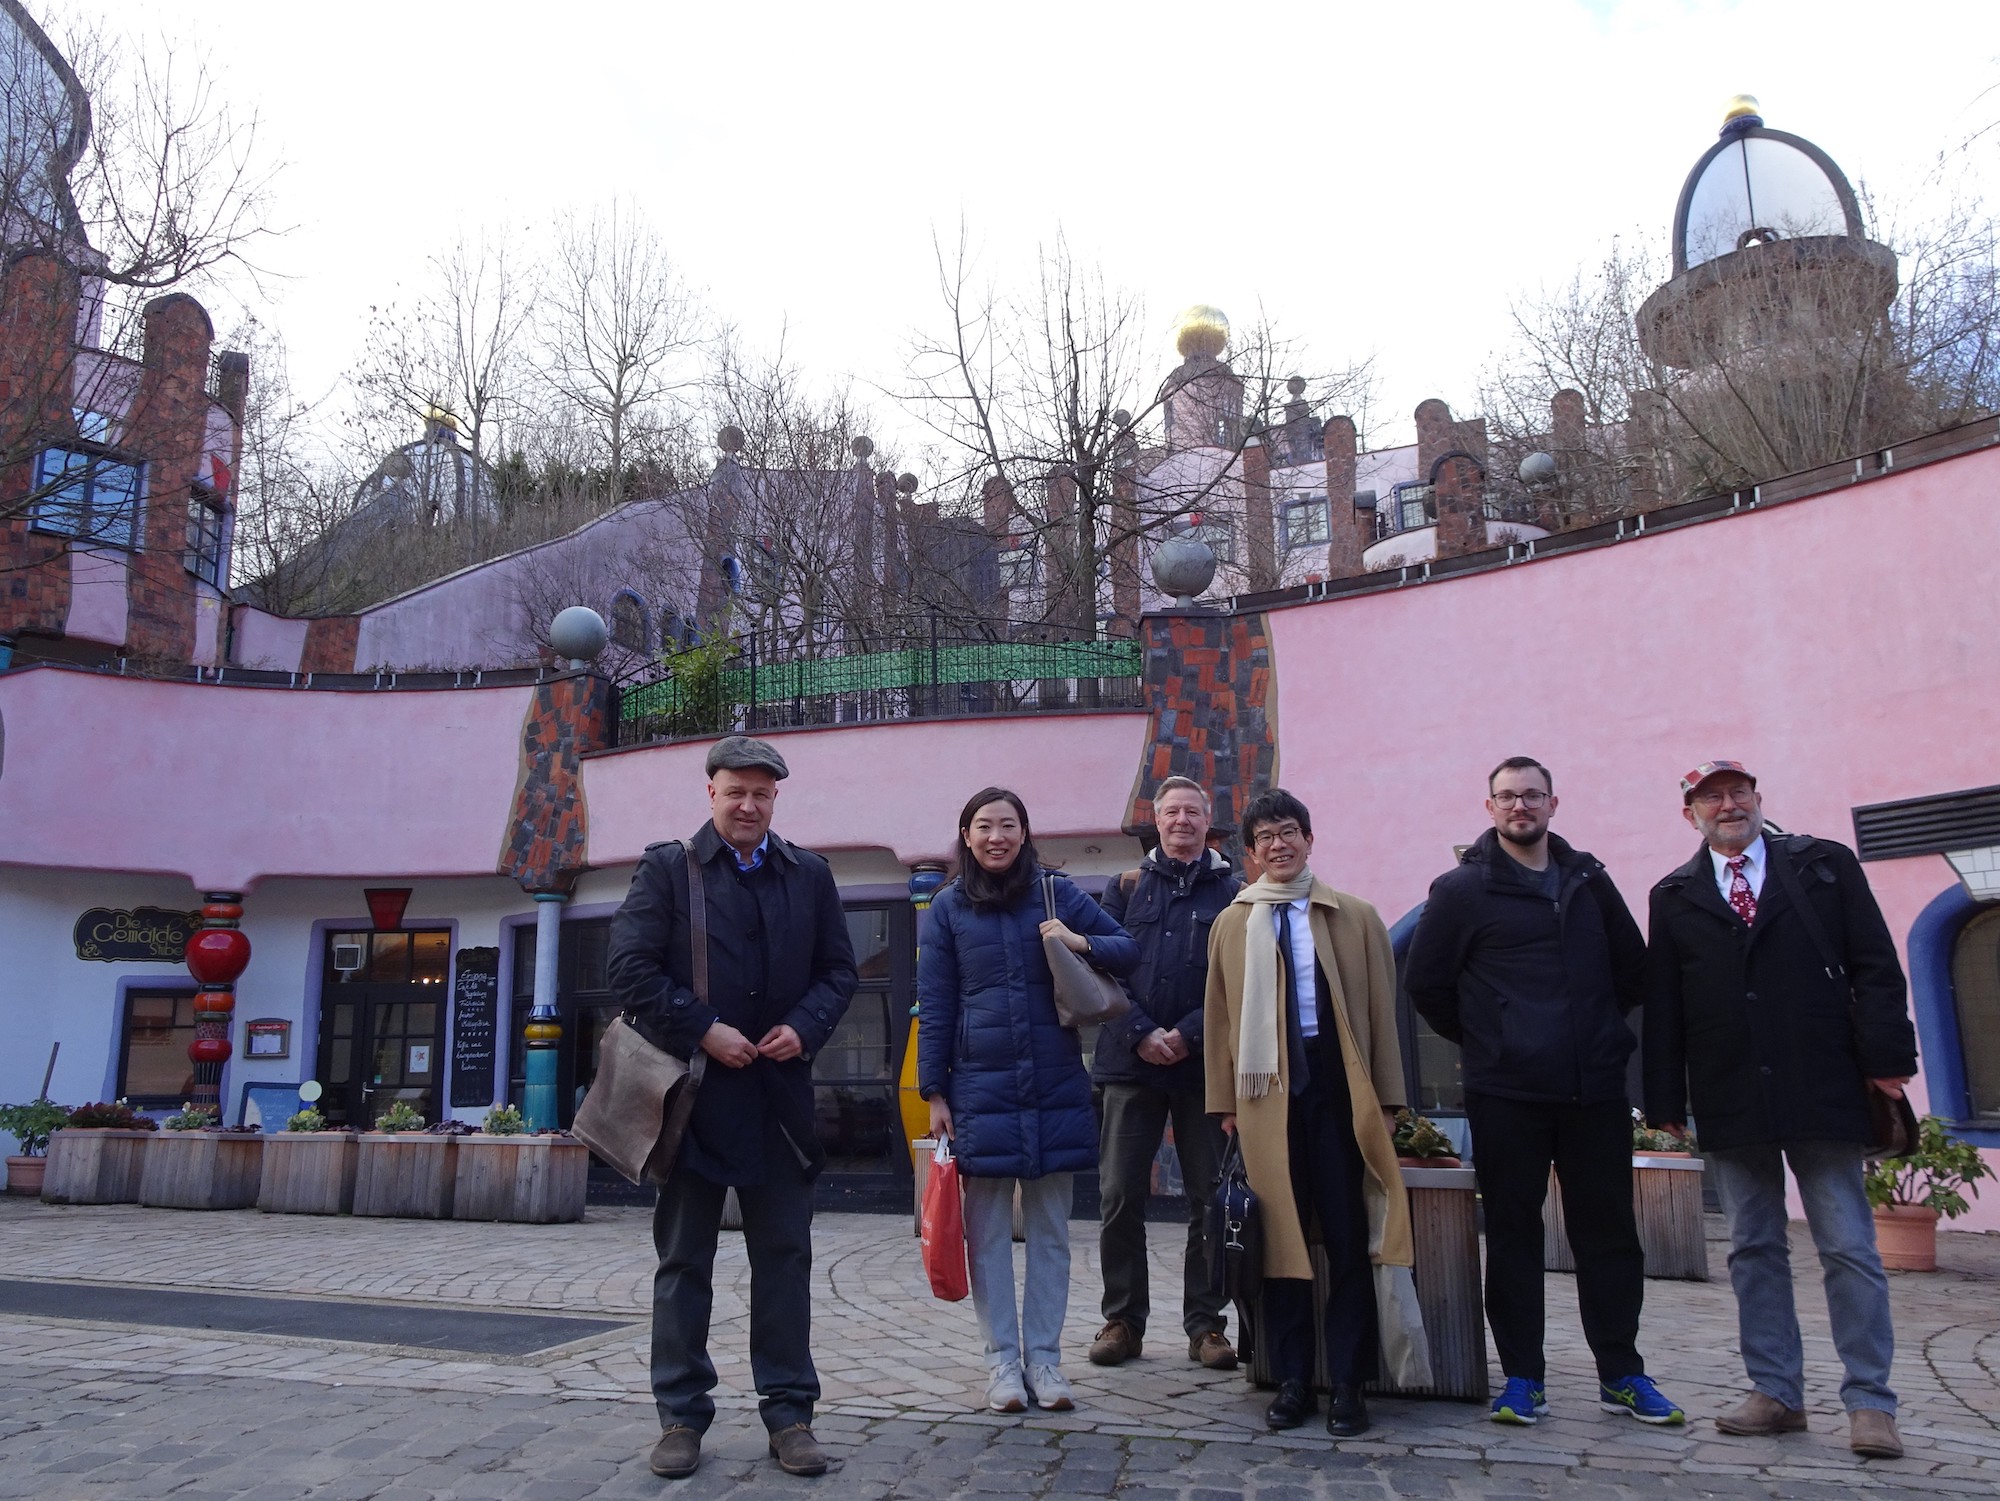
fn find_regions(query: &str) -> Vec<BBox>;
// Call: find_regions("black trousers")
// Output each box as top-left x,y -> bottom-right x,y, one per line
1265,1064 -> 1379,1387
1097,1082 -> 1230,1339
651,1156 -> 818,1434
1465,1091 -> 1646,1383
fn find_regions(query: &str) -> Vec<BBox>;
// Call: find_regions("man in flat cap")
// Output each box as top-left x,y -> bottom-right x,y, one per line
1644,761 -> 1917,1461
610,735 -> 858,1479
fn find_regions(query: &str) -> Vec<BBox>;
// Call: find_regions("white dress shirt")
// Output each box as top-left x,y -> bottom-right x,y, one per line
1708,834 -> 1768,902
1273,897 -> 1318,1037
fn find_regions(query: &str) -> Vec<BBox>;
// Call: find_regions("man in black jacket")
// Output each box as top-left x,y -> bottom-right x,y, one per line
1645,761 -> 1917,1461
1407,757 -> 1683,1428
1087,776 -> 1242,1371
608,736 -> 858,1481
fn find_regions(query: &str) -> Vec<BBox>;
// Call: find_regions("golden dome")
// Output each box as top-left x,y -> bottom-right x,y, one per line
1722,93 -> 1762,126
423,404 -> 462,435
1173,304 -> 1229,361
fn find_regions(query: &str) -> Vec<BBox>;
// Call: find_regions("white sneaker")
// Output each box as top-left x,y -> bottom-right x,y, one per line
985,1363 -> 1028,1413
1026,1363 -> 1075,1412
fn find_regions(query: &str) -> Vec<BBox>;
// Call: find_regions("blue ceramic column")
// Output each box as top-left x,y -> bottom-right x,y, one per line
522,892 -> 565,1130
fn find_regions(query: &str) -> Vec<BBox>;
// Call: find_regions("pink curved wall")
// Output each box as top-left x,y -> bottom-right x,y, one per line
0,669 -> 534,891
583,713 -> 1152,868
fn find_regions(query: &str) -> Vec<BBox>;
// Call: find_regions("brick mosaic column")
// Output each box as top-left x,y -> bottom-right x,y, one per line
183,893 -> 250,1119
1125,611 -> 1277,853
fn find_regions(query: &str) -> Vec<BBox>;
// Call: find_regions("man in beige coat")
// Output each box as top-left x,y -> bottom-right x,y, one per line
1206,788 -> 1429,1438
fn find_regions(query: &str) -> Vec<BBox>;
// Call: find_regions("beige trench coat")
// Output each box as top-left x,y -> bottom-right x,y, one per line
1203,881 -> 1431,1385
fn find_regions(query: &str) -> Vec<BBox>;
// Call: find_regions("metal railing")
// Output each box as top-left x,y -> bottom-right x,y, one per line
613,617 -> 1143,748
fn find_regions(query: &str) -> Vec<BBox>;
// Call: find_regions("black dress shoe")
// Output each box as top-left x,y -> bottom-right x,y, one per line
1266,1380 -> 1317,1430
1326,1383 -> 1370,1437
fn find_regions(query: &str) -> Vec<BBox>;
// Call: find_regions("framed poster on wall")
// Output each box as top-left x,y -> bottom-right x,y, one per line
244,1018 -> 291,1059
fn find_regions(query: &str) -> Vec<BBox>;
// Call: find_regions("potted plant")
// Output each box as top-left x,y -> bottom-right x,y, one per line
257,1105 -> 359,1216
353,1101 -> 457,1219
1393,1108 -> 1462,1168
453,1103 -> 589,1224
0,1098 -> 69,1196
1865,1114 -> 1994,1272
42,1100 -> 158,1204
139,1105 -> 264,1210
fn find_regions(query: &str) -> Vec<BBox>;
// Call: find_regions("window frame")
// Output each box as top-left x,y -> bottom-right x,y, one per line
185,485 -> 226,587
1281,493 -> 1332,550
117,985 -> 200,1109
31,443 -> 146,550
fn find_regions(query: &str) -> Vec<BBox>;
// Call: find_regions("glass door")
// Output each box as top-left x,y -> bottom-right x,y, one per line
318,930 -> 450,1128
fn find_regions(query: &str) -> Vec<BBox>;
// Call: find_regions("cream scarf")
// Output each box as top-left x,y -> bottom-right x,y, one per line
1232,869 -> 1316,1099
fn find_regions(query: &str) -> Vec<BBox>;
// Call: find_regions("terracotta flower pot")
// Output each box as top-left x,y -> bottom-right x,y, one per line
5,1155 -> 46,1196
1873,1202 -> 1940,1272
1397,1155 -> 1462,1169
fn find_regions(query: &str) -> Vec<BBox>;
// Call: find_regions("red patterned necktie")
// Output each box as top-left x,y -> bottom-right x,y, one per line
1726,855 -> 1757,925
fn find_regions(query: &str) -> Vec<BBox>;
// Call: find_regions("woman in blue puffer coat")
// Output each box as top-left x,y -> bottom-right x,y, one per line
918,786 -> 1138,1416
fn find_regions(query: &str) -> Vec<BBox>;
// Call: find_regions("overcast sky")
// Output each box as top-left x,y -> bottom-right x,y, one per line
69,0 -> 2000,454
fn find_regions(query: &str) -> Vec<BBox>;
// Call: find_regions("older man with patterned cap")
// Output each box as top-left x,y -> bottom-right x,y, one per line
1644,760 -> 1918,1461
609,736 -> 858,1480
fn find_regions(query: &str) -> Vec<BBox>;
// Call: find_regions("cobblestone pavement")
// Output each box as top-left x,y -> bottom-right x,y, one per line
1,1196 -> 1996,1499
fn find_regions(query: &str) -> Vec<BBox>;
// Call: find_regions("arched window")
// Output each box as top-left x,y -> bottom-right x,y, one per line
1951,906 -> 2000,1124
609,590 -> 649,652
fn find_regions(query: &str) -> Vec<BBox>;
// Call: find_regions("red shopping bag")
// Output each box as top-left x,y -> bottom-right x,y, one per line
920,1137 -> 969,1302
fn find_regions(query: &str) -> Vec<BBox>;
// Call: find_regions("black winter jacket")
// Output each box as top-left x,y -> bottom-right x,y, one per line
1091,848 -> 1242,1089
1643,832 -> 1917,1152
607,822 -> 858,1186
1404,829 -> 1646,1106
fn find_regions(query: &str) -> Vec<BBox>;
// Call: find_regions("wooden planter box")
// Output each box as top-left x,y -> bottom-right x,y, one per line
258,1132 -> 360,1215
1246,1165 -> 1488,1401
42,1128 -> 153,1204
1545,1156 -> 1710,1281
451,1134 -> 588,1223
139,1132 -> 264,1210
353,1134 -> 457,1219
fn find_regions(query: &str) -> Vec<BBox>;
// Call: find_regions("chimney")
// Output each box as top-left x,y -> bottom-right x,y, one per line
1322,416 -> 1366,578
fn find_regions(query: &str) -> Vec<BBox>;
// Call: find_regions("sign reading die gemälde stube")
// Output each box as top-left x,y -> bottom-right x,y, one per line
73,906 -> 201,962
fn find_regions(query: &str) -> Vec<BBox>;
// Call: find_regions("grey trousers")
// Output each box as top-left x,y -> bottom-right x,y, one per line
650,1160 -> 818,1434
1097,1082 -> 1230,1340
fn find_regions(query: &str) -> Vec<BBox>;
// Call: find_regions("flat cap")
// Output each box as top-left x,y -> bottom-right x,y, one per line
1679,759 -> 1755,803
705,735 -> 789,780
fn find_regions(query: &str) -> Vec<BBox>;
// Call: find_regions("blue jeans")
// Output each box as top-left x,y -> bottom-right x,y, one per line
963,1173 -> 1072,1371
1708,1140 -> 1896,1414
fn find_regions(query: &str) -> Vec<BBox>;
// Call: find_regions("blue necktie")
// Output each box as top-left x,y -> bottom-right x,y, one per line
1277,902 -> 1311,1091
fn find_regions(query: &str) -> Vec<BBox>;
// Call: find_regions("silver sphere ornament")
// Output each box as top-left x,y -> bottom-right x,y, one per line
549,606 -> 609,662
1151,535 -> 1218,608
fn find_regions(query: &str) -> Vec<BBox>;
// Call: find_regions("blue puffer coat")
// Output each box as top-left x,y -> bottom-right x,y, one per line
916,870 -> 1139,1180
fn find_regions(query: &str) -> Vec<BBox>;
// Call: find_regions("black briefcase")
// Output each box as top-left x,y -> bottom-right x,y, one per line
1204,1134 -> 1264,1307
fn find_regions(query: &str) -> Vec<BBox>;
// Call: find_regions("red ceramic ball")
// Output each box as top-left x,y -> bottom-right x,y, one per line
185,928 -> 252,984
188,1036 -> 233,1064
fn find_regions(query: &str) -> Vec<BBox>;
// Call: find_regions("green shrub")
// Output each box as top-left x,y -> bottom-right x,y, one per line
482,1104 -> 525,1136
163,1104 -> 218,1132
1865,1114 -> 1994,1219
375,1100 -> 426,1133
1392,1108 -> 1457,1160
284,1107 -> 329,1133
0,1099 -> 70,1156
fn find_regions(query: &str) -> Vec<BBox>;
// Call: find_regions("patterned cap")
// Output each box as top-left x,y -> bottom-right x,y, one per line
1680,760 -> 1756,803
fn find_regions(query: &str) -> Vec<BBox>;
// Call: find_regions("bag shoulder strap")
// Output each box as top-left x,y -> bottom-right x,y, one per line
1120,868 -> 1141,896
1763,836 -> 1844,980
685,842 -> 711,1003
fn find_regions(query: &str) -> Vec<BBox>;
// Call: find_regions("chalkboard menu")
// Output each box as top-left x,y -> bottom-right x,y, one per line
448,946 -> 501,1108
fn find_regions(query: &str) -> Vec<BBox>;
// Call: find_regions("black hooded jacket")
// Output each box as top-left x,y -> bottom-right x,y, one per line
1404,829 -> 1646,1106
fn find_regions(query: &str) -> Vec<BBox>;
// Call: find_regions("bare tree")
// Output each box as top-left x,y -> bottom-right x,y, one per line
536,201 -> 703,508
902,229 -> 1372,633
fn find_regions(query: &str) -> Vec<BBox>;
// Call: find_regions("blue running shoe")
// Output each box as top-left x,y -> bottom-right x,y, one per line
1490,1377 -> 1547,1425
1599,1374 -> 1686,1425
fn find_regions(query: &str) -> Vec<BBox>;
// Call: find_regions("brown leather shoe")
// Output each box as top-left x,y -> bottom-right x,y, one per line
649,1426 -> 700,1478
1189,1331 -> 1238,1371
1850,1408 -> 1903,1459
1715,1392 -> 1808,1436
1088,1319 -> 1141,1366
769,1423 -> 829,1476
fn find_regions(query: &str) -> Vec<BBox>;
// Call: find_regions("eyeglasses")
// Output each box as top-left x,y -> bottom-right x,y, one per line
1490,791 -> 1550,809
1691,784 -> 1758,809
1250,823 -> 1305,849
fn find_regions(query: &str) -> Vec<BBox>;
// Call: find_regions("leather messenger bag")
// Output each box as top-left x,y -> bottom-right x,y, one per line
572,844 -> 710,1184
